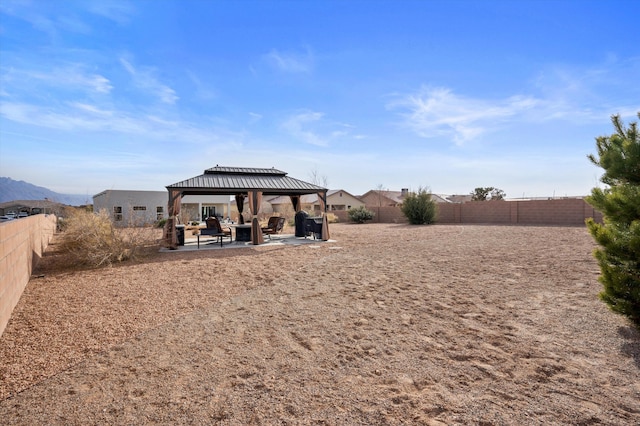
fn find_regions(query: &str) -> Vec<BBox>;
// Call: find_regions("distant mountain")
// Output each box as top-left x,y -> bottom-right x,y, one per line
0,177 -> 90,206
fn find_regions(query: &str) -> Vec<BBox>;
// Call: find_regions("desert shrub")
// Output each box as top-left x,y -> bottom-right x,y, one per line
401,188 -> 437,225
58,209 -> 157,268
348,206 -> 374,223
326,212 -> 339,223
155,218 -> 167,228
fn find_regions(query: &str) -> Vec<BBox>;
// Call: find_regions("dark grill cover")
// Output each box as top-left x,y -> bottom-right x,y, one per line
294,210 -> 309,237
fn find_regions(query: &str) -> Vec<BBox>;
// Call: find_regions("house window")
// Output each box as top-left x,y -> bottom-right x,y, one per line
156,206 -> 164,220
113,206 -> 123,222
133,206 -> 146,211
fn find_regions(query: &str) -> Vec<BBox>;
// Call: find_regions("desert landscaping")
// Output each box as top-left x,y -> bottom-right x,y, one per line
1,223 -> 639,425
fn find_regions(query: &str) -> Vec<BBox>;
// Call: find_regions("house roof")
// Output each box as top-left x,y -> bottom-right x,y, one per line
361,189 -> 405,204
268,189 -> 360,205
166,166 -> 327,196
446,194 -> 473,203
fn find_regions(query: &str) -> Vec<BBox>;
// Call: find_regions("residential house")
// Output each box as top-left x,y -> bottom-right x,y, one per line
93,190 -> 169,226
359,188 -> 410,207
268,189 -> 364,214
181,194 -> 234,223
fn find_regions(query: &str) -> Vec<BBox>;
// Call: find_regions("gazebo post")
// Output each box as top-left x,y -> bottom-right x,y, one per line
164,189 -> 183,249
318,190 -> 330,241
248,190 -> 264,245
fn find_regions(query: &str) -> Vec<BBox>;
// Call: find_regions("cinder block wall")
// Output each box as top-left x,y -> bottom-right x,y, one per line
436,199 -> 603,225
339,198 -> 602,226
0,215 -> 57,337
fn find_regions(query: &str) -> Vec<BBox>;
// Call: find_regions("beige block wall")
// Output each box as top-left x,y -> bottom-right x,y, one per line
333,199 -> 602,226
0,215 -> 57,337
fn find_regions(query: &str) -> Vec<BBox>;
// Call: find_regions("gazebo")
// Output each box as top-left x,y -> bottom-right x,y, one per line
163,166 -> 329,248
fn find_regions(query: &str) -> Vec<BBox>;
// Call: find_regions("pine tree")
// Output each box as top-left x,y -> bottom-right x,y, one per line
586,113 -> 640,326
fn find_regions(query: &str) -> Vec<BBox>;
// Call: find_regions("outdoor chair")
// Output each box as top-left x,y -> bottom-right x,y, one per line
199,216 -> 232,247
261,216 -> 286,239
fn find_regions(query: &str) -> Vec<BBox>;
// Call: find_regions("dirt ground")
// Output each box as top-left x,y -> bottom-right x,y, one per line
1,223 -> 639,425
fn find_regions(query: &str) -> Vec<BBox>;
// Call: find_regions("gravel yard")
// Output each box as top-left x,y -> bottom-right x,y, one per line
1,223 -> 639,425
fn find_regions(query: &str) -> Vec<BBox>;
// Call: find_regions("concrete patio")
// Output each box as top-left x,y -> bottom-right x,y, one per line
160,233 -> 336,252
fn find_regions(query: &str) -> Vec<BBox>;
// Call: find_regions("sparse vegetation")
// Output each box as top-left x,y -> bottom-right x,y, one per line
326,212 -> 339,223
401,188 -> 437,225
58,209 -> 158,268
586,113 -> 640,326
348,206 -> 375,223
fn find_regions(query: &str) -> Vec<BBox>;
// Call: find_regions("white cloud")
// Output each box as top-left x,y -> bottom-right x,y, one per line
264,48 -> 314,73
388,87 -> 540,145
0,100 -> 229,145
281,111 -> 327,146
1,65 -> 113,95
248,112 -> 263,124
86,1 -> 135,25
186,70 -> 217,100
120,57 -> 178,104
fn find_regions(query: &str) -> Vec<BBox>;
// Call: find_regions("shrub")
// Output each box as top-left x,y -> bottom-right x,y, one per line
348,206 -> 375,223
58,209 -> 157,268
155,218 -> 167,228
401,188 -> 437,225
586,113 -> 640,326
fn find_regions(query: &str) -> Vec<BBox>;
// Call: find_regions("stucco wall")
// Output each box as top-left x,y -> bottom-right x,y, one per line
0,214 -> 57,337
93,190 -> 168,227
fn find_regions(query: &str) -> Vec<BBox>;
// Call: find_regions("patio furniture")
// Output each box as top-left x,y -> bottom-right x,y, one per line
305,216 -> 323,239
261,216 -> 286,239
233,224 -> 252,242
199,217 -> 232,247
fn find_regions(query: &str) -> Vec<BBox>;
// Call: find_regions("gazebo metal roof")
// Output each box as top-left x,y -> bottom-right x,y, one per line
163,166 -> 329,247
166,166 -> 327,195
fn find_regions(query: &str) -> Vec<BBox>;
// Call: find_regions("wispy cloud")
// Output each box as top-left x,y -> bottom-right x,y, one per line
281,111 -> 327,146
531,58 -> 640,121
0,0 -> 133,37
280,111 -> 361,147
1,64 -> 113,96
186,70 -> 217,101
120,57 -> 178,104
86,1 -> 135,25
248,112 -> 263,124
388,87 -> 539,145
264,47 -> 314,73
0,100 -> 228,146
388,58 -> 640,146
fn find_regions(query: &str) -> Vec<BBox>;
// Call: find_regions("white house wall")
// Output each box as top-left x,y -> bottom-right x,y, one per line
326,191 -> 364,211
181,195 -> 233,222
93,190 -> 168,227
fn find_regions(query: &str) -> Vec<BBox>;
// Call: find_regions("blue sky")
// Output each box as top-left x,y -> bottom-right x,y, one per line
1,0 -> 639,199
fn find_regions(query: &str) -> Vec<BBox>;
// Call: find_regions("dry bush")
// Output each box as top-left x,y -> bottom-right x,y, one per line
58,209 -> 159,268
326,212 -> 339,223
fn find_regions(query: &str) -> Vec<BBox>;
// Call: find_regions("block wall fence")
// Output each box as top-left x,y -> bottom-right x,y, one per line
332,198 -> 603,226
0,214 -> 57,337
